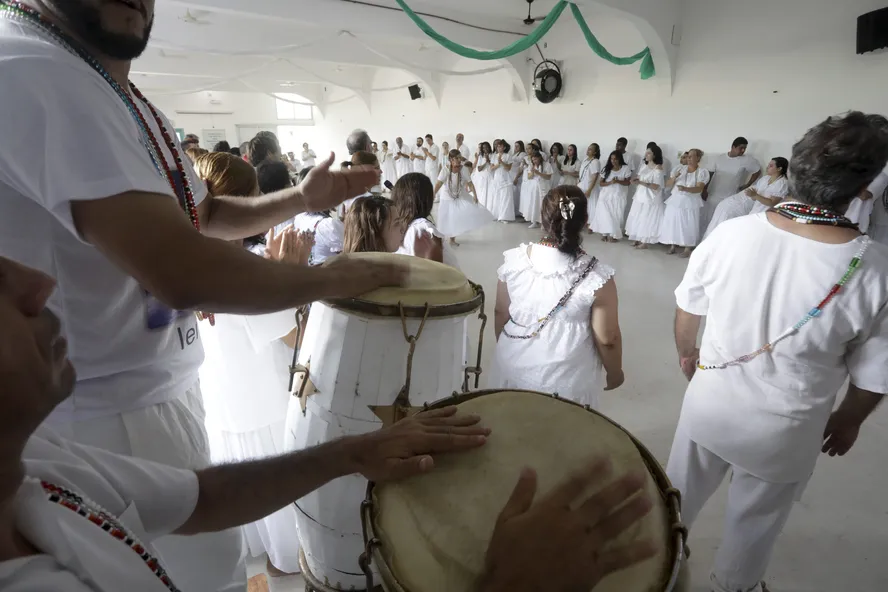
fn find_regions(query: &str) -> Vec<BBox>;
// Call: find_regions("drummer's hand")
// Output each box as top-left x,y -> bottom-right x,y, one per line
478,460 -> 655,592
352,407 -> 489,482
298,153 -> 380,212
320,255 -> 409,295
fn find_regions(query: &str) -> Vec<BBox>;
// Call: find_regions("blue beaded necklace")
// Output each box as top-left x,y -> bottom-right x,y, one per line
0,1 -> 200,230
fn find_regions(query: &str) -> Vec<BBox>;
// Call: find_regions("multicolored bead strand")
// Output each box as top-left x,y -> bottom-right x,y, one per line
41,480 -> 181,591
772,201 -> 858,229
698,237 -> 870,370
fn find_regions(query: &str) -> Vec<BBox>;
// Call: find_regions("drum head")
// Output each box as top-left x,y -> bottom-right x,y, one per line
372,391 -> 673,592
325,253 -> 479,316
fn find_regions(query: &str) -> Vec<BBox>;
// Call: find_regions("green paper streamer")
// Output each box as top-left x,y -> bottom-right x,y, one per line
393,0 -> 655,80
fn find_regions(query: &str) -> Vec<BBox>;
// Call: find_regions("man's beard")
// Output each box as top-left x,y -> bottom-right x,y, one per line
53,1 -> 153,60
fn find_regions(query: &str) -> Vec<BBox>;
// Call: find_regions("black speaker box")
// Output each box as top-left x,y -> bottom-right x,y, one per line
408,84 -> 422,100
858,7 -> 888,54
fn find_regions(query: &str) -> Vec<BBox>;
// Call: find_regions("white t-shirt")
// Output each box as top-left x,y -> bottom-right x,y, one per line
457,143 -> 471,162
301,149 -> 317,168
675,214 -> 888,482
395,218 -> 459,268
412,147 -> 426,173
424,144 -> 440,177
578,158 -> 602,194
0,22 -> 207,423
0,427 -> 198,592
709,153 -> 762,199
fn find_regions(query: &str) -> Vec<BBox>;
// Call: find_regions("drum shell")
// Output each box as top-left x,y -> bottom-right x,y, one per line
361,389 -> 690,592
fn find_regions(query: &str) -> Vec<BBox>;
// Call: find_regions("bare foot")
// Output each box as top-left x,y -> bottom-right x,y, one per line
608,237 -> 619,243
449,238 -> 460,247
680,248 -> 693,258
600,235 -> 608,242
635,243 -> 648,250
667,246 -> 676,255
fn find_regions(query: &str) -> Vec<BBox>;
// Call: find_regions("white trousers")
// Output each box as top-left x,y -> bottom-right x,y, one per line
667,427 -> 797,592
54,386 -> 248,592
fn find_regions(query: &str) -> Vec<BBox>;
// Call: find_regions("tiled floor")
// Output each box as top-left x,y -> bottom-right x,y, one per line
249,219 -> 888,592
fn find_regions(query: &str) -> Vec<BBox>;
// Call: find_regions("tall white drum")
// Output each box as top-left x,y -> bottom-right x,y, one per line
284,253 -> 485,591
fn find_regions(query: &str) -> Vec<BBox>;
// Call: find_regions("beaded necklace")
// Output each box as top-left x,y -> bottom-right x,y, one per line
39,480 -> 181,591
0,1 -> 200,231
698,203 -> 869,370
503,245 -> 596,340
447,168 -> 463,199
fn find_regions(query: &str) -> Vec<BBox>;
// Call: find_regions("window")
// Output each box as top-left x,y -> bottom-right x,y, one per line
275,93 -> 313,121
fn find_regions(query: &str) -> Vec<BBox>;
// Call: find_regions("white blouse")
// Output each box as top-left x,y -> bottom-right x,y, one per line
560,157 -> 581,186
633,165 -> 666,205
395,217 -> 459,268
667,166 -> 710,210
491,153 -> 512,184
437,166 -> 473,201
748,176 -> 790,214
578,158 -> 601,193
292,212 -> 344,264
491,244 -> 616,407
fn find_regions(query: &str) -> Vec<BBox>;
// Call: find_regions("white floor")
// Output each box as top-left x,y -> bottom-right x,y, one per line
250,219 -> 888,592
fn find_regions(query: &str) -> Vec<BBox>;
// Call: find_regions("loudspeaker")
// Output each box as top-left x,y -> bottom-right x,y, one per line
857,7 -> 888,54
408,84 -> 422,100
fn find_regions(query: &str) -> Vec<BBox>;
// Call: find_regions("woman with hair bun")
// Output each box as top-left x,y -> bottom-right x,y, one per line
489,186 -> 624,408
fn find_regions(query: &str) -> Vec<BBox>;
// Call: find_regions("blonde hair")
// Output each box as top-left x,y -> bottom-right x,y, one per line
186,147 -> 208,161
194,152 -> 258,197
688,148 -> 704,160
342,196 -> 391,254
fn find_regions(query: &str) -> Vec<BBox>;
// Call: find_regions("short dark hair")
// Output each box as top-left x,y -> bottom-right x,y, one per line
771,157 -> 788,177
648,144 -> 664,165
347,129 -> 372,155
392,173 -> 434,231
732,136 -> 749,148
617,137 -> 628,145
425,134 -> 433,140
789,112 -> 888,209
256,161 -> 292,194
212,140 -> 231,153
229,146 -> 241,157
249,134 -> 280,167
646,141 -> 658,150
541,186 -> 589,258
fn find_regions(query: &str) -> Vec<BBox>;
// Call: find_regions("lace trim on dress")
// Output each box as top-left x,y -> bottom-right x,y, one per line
497,244 -> 616,293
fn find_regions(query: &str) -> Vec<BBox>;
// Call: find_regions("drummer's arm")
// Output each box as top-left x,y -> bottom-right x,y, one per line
494,281 -> 511,340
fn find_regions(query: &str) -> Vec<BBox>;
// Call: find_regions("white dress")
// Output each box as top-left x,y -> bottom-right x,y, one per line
590,166 -> 632,239
625,165 -> 666,244
424,144 -> 441,181
436,166 -> 494,237
395,146 -> 412,178
704,176 -> 789,239
549,155 -> 563,186
292,212 -> 344,264
519,162 -> 553,225
578,158 -> 602,219
511,151 -> 527,214
489,244 -> 616,408
301,149 -> 317,168
488,153 -> 516,221
379,149 -> 397,187
560,157 -> 581,186
199,282 -> 302,572
396,217 -> 460,268
472,155 -> 493,209
659,166 -> 710,247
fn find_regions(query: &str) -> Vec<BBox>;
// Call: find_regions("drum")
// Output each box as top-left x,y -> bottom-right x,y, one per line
284,253 -> 486,591
361,390 -> 689,592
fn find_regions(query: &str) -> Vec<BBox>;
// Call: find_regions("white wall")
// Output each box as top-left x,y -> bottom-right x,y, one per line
152,0 -> 888,168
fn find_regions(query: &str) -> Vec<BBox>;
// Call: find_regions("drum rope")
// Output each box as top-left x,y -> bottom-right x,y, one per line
287,306 -> 308,392
463,282 -> 488,391
396,302 -> 431,417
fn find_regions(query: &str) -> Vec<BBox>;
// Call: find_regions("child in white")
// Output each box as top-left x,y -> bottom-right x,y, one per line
660,148 -> 709,256
393,172 -> 459,268
488,141 -> 516,222
520,151 -> 553,229
590,151 -> 632,241
626,146 -> 666,248
435,150 -> 493,246
559,144 -> 582,186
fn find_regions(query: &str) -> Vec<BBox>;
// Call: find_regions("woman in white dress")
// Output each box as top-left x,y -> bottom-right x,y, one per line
439,141 -> 450,176
193,153 -> 305,576
301,142 -> 317,168
660,148 -> 709,257
472,141 -> 493,210
393,172 -> 459,268
488,139 -> 516,222
489,186 -> 623,407
512,140 -> 527,216
589,151 -> 632,242
579,143 -> 602,225
626,145 -> 666,249
560,144 -> 581,186
703,157 -> 790,238
520,150 -> 553,229
379,140 -> 397,189
549,142 -> 565,186
435,149 -> 494,246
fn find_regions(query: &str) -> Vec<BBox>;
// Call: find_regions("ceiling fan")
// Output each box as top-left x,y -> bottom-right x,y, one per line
524,0 -> 547,25
179,9 -> 212,26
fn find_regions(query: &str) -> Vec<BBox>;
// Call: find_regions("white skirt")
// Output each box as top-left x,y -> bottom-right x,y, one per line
590,188 -> 627,239
488,181 -> 516,221
520,179 -> 543,224
700,194 -> 729,235
513,176 -> 523,215
659,205 -> 701,247
437,194 -> 495,236
626,200 -> 665,244
381,160 -> 398,188
704,193 -> 753,238
473,171 -> 491,209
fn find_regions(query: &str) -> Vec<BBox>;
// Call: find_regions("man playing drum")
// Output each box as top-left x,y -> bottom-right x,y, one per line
670,112 -> 888,592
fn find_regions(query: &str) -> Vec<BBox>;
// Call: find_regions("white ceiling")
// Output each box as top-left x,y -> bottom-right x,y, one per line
136,0 -> 639,100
